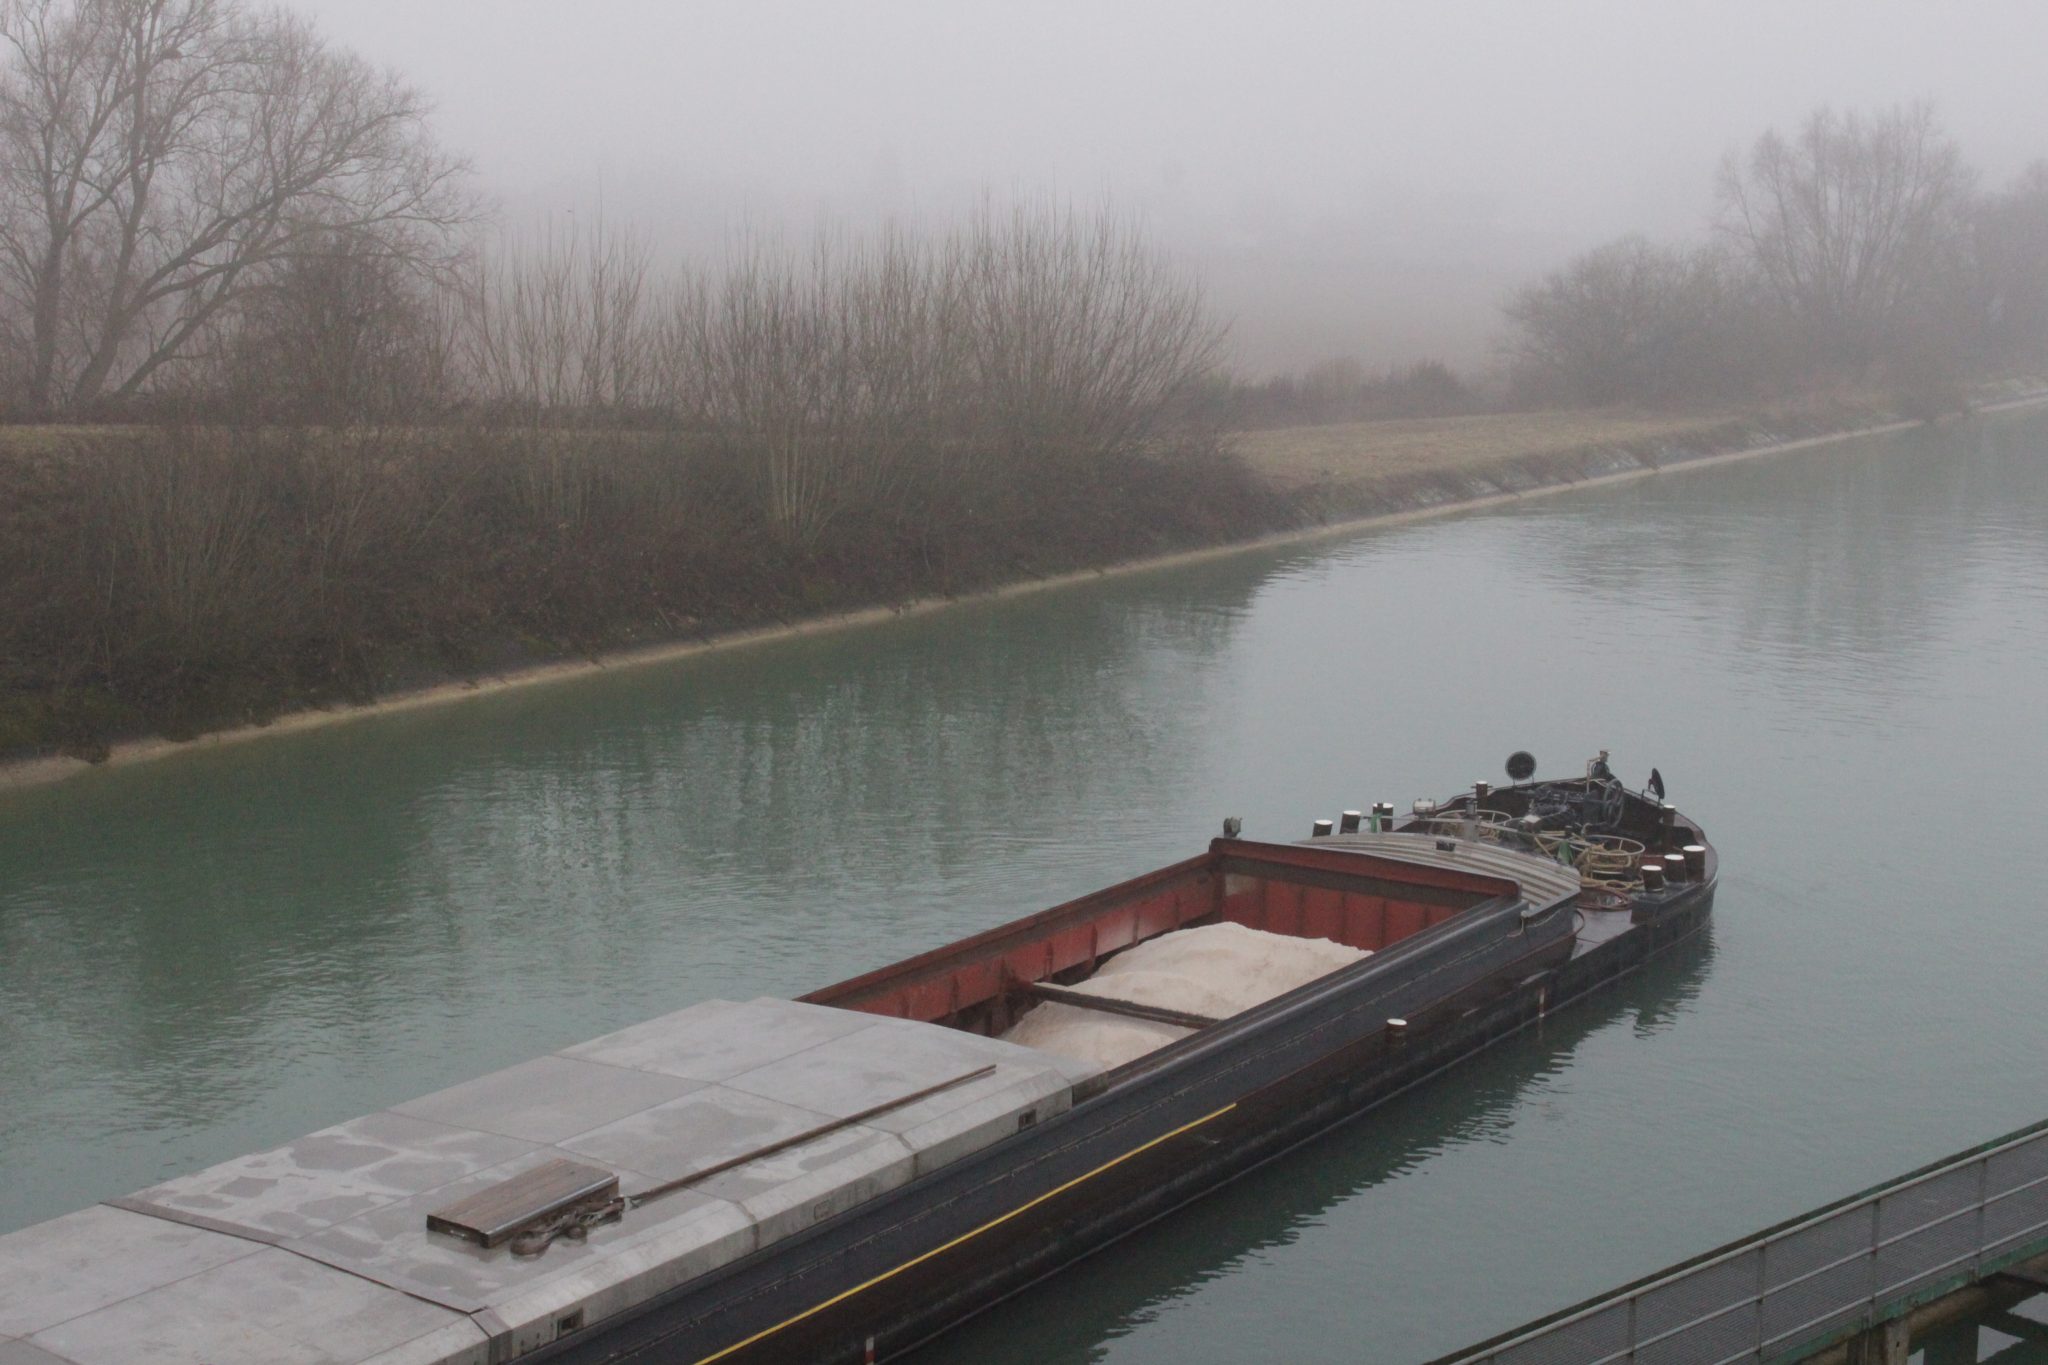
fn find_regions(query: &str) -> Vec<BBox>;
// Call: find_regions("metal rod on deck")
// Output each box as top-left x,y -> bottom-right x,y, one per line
1013,981 -> 1223,1030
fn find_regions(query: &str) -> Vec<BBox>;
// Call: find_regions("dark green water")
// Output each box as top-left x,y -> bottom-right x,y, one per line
5,409 -> 2048,1362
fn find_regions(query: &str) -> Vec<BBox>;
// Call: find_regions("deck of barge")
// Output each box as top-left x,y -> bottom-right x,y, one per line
0,998 -> 1099,1365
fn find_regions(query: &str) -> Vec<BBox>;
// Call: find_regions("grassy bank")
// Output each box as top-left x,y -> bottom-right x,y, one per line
0,423 -> 1288,761
6,388 -> 2039,776
1232,386 -> 2048,525
1238,407 -> 1758,486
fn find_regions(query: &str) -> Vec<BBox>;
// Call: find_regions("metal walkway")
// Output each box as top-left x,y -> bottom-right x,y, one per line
1429,1117 -> 2048,1365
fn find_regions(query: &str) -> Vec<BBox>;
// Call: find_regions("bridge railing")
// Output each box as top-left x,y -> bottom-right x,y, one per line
1432,1117 -> 2048,1365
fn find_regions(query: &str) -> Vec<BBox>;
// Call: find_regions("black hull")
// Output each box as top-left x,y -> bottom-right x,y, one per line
546,877 -> 1715,1365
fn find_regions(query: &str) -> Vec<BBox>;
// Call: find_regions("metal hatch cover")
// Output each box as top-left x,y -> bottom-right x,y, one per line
425,1157 -> 619,1248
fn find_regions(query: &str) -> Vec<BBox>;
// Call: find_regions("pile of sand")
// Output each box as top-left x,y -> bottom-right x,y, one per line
999,921 -> 1369,1070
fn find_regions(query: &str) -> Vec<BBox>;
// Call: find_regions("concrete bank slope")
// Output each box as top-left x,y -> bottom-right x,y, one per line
5,392 -> 2044,794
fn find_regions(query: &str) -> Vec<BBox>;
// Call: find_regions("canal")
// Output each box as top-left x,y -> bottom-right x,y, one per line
4,408 -> 2047,1362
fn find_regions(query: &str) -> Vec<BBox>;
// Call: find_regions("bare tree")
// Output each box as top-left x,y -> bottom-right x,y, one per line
1717,105 -> 1973,370
1504,236 -> 1768,405
672,208 -> 1220,551
463,218 -> 662,415
676,230 -> 949,549
0,0 -> 472,415
204,226 -> 460,422
953,202 -> 1219,471
1966,162 -> 2048,366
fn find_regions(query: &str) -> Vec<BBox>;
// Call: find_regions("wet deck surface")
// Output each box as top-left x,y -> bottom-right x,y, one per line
0,999 -> 1098,1365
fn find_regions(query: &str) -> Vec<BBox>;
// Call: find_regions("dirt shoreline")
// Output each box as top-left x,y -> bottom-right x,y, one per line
6,392 -> 2044,794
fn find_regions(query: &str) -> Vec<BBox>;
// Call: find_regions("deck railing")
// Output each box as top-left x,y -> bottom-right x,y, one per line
1431,1116 -> 2048,1365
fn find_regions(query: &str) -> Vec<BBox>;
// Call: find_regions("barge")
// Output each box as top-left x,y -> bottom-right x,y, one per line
0,752 -> 1714,1365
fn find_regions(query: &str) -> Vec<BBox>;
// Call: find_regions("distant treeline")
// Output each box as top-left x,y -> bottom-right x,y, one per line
1236,105 -> 2048,422
0,198 -> 1292,750
0,0 -> 1291,753
1501,106 -> 2048,411
0,0 -> 1219,444
9,1 -> 2041,431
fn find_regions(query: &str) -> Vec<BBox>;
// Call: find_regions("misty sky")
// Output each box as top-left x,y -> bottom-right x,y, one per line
287,1 -> 2048,374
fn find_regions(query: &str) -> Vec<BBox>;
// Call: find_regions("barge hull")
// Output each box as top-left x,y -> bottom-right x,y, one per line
546,882 -> 1712,1365
0,785 -> 1714,1365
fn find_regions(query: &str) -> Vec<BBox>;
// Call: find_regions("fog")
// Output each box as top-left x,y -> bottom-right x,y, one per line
283,1 -> 2048,374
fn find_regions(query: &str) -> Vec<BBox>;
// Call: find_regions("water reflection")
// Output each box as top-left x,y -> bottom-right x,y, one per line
1531,417 -> 2048,685
0,557 -> 1273,1230
1918,1306 -> 2048,1365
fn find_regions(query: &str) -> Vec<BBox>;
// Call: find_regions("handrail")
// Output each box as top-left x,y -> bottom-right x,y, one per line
1429,1113 -> 2048,1365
